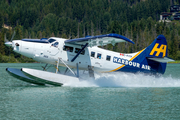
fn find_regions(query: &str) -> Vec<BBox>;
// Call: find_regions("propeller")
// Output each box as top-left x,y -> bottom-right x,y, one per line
4,31 -> 16,47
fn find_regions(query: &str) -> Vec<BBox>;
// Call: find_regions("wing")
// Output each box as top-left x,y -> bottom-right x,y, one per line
65,33 -> 134,47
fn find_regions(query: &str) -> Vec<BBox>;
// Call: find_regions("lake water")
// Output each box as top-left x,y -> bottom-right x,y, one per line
0,63 -> 180,119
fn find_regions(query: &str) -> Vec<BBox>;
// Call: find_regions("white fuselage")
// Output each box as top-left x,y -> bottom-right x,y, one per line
11,37 -> 148,73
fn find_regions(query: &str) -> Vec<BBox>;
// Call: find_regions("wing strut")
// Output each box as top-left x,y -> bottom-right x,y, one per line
71,43 -> 88,62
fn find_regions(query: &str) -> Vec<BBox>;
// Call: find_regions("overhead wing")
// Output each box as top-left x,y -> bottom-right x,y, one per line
65,33 -> 134,47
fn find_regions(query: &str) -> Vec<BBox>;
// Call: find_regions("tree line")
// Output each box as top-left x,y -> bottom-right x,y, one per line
0,0 -> 180,62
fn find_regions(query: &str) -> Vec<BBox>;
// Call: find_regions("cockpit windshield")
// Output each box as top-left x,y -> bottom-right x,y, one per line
48,39 -> 59,47
48,39 -> 56,43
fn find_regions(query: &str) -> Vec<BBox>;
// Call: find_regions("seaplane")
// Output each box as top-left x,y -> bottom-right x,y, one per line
5,33 -> 174,86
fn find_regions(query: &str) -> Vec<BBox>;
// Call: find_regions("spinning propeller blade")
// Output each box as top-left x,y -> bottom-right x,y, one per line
4,31 -> 16,47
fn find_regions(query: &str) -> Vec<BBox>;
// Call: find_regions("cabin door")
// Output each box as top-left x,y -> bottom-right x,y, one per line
90,51 -> 104,69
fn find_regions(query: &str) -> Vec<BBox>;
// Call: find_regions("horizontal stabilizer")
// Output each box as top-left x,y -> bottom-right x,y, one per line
147,57 -> 174,63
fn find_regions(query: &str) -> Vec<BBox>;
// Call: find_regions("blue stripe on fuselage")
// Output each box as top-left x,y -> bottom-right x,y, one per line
22,39 -> 49,43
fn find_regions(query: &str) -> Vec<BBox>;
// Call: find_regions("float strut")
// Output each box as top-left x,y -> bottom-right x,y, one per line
76,63 -> 79,78
56,59 -> 59,73
59,58 -> 76,76
42,64 -> 48,71
64,68 -> 68,75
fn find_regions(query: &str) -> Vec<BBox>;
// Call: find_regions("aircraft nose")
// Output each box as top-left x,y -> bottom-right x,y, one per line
5,40 -> 21,48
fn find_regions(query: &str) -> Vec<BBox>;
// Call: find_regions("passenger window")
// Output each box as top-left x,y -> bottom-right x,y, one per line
91,52 -> 95,57
75,48 -> 85,55
106,55 -> 111,61
97,53 -> 101,59
63,46 -> 73,52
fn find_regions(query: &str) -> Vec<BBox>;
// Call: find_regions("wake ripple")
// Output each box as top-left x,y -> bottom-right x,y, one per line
63,71 -> 180,87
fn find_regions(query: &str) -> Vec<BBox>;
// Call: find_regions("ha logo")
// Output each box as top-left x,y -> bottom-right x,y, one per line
149,43 -> 167,57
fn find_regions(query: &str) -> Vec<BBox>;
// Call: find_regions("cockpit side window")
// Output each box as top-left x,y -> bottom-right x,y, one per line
48,39 -> 56,43
75,48 -> 85,55
63,46 -> 73,52
51,42 -> 59,47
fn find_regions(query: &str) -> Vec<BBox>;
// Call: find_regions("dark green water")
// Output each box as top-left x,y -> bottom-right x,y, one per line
0,63 -> 180,119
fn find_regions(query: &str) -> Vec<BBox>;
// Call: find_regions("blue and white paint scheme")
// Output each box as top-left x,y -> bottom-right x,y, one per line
5,33 -> 174,86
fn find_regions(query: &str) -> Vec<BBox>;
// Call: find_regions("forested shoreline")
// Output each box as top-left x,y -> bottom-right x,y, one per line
0,0 -> 180,62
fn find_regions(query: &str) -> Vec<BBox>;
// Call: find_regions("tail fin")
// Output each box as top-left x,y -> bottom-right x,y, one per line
145,35 -> 173,74
147,35 -> 167,58
146,35 -> 174,62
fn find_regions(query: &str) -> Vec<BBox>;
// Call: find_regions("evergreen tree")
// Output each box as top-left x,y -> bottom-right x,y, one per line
0,0 -> 179,62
